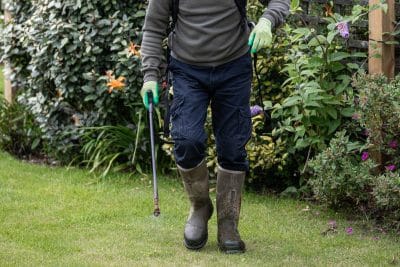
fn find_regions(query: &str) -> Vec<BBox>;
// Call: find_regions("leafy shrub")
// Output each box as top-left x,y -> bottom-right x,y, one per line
309,130 -> 400,229
307,131 -> 372,208
2,0 -> 150,164
78,109 -> 170,176
353,74 -> 400,172
0,97 -> 43,158
271,3 -> 373,156
308,72 -> 400,229
1,0 -> 33,90
350,73 -> 400,228
372,173 -> 400,229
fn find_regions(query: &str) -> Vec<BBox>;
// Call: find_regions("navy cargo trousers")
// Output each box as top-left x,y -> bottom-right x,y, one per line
169,52 -> 252,172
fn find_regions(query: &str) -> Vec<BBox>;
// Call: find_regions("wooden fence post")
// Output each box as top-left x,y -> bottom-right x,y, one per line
369,0 -> 395,78
368,0 -> 395,172
3,6 -> 16,103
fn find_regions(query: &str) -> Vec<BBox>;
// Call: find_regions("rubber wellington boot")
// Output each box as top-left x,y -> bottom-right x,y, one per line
178,160 -> 213,250
216,166 -> 246,253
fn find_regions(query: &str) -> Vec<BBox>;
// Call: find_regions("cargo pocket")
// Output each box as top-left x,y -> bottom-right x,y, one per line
237,107 -> 252,149
170,96 -> 184,139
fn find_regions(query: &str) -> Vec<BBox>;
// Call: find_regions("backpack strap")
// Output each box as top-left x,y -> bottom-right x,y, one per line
234,0 -> 247,28
162,0 -> 179,139
170,0 -> 179,33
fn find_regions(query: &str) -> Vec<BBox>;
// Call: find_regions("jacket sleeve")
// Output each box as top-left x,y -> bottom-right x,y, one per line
141,0 -> 171,83
261,0 -> 290,29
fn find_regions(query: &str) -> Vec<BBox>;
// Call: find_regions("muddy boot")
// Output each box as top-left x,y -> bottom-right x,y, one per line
216,166 -> 246,254
178,160 -> 213,250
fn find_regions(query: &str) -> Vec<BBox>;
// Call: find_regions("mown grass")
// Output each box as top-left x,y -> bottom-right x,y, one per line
0,151 -> 399,266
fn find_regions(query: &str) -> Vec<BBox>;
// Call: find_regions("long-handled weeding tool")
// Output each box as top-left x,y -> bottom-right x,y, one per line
147,91 -> 160,217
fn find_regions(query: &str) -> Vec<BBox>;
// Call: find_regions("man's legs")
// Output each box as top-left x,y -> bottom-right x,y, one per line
169,52 -> 252,252
169,58 -> 213,250
211,52 -> 252,253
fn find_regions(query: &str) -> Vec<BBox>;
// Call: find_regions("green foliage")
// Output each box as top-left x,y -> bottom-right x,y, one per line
353,74 -> 400,171
80,124 -> 142,177
246,115 -> 288,179
1,0 -> 148,163
272,5 -> 369,155
372,173 -> 400,229
78,109 -> 163,177
0,98 -> 43,157
307,131 -> 372,208
308,130 -> 400,229
308,73 -> 400,228
241,1 -> 372,188
1,0 -> 33,90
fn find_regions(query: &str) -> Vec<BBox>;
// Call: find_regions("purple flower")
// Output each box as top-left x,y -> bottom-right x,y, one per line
385,165 -> 396,171
346,227 -> 353,235
361,151 -> 369,161
336,21 -> 349,39
250,105 -> 264,117
389,140 -> 398,149
363,129 -> 369,137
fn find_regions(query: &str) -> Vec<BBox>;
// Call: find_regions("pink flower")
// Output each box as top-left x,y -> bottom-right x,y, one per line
346,227 -> 353,235
385,165 -> 396,171
361,152 -> 369,161
389,140 -> 398,149
336,21 -> 350,39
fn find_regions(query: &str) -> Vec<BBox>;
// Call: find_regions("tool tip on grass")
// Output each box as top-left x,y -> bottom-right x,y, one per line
153,209 -> 160,217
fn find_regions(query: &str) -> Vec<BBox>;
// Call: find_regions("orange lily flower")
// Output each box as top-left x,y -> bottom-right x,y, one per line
128,42 -> 141,57
107,76 -> 126,93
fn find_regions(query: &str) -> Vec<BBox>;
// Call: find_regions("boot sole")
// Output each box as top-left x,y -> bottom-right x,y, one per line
184,233 -> 208,250
219,247 -> 246,254
218,241 -> 246,254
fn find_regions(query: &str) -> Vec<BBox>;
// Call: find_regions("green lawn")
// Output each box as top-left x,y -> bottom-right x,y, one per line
0,151 -> 399,266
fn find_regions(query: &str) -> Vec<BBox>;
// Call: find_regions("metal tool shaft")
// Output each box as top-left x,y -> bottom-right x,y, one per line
148,94 -> 160,216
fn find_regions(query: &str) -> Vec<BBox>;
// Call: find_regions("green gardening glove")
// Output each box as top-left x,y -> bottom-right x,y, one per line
248,18 -> 273,54
140,81 -> 159,110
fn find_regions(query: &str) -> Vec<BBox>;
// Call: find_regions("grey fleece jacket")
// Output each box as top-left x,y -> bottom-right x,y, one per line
141,0 -> 290,82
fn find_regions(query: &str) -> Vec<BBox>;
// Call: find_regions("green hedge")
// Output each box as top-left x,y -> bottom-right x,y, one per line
2,0 -> 150,162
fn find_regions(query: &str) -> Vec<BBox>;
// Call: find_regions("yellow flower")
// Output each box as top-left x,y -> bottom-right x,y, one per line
107,76 -> 126,93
